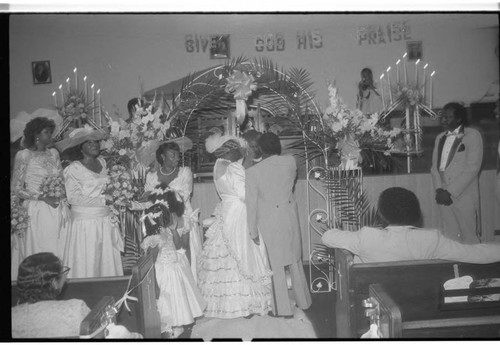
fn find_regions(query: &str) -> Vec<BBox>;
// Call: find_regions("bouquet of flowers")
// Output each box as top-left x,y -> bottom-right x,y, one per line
11,195 -> 29,237
394,83 -> 424,106
320,82 -> 401,168
104,165 -> 140,224
39,174 -> 66,200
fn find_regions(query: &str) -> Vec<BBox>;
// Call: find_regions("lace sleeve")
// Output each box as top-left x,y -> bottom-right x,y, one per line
11,150 -> 38,200
140,234 -> 161,251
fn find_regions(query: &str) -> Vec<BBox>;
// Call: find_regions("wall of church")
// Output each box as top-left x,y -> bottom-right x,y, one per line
10,13 -> 498,120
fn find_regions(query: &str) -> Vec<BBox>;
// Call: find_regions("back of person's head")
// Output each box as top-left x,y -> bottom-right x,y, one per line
146,189 -> 185,233
127,98 -> 141,117
165,190 -> 185,217
258,132 -> 281,156
241,129 -> 262,143
17,252 -> 65,304
377,187 -> 423,227
143,202 -> 171,236
442,102 -> 469,127
213,139 -> 243,162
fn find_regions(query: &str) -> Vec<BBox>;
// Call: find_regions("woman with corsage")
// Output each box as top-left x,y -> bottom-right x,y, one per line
197,133 -> 272,319
133,138 -> 202,282
11,117 -> 70,281
56,128 -> 124,278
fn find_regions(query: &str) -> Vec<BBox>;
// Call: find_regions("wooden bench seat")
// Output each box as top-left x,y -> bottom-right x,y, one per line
334,248 -> 500,338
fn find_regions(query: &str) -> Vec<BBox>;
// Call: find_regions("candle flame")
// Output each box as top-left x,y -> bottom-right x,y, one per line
52,92 -> 56,96
59,84 -> 62,89
73,67 -> 77,72
403,52 -> 407,58
91,84 -> 95,88
83,76 -> 87,81
423,63 -> 429,69
66,78 -> 70,82
386,66 -> 391,72
97,89 -> 101,94
380,74 -> 385,79
415,59 -> 420,65
430,71 -> 436,77
396,59 -> 401,65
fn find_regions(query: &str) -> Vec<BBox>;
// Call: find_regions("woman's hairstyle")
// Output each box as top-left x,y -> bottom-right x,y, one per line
258,132 -> 281,156
60,142 -> 86,162
148,188 -> 185,217
156,142 -> 180,166
213,139 -> 242,160
16,252 -> 64,304
442,102 -> 469,127
22,117 -> 56,149
377,187 -> 422,228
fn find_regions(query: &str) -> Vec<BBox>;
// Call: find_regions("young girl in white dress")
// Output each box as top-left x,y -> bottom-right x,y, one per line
140,187 -> 206,338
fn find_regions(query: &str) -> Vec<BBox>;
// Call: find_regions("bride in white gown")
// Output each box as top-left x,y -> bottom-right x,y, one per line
198,134 -> 272,319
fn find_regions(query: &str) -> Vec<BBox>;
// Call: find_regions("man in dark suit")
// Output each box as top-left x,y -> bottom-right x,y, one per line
430,102 -> 483,243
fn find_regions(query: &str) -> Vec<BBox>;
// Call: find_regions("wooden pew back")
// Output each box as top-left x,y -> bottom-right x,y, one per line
334,249 -> 500,338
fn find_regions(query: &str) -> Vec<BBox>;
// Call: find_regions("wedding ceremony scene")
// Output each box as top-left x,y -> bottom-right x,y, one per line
8,12 -> 500,340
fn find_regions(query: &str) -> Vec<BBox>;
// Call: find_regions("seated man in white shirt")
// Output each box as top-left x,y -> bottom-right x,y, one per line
321,187 -> 500,264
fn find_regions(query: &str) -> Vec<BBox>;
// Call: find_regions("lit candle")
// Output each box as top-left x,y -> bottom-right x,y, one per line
97,89 -> 101,126
396,59 -> 401,84
386,66 -> 393,104
52,91 -> 58,108
379,74 -> 386,109
403,53 -> 408,84
73,68 -> 78,90
83,76 -> 87,100
66,77 -> 70,92
91,84 -> 95,120
59,84 -> 63,104
430,71 -> 435,109
415,59 -> 420,85
422,63 -> 429,100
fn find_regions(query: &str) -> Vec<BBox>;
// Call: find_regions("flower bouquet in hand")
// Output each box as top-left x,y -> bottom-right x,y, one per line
104,165 -> 140,225
39,174 -> 66,202
11,195 -> 29,237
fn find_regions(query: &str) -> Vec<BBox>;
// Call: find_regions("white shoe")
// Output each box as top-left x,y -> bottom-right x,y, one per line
172,326 -> 185,338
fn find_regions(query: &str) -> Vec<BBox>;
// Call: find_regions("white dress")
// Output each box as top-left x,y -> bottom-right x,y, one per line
63,157 -> 124,278
198,159 -> 273,319
143,167 -> 203,282
11,148 -> 69,281
141,230 -> 206,332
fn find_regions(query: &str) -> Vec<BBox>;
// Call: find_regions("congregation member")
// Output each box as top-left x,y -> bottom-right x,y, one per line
246,132 -> 312,317
125,97 -> 143,123
430,102 -> 483,244
11,117 -> 70,281
131,138 -> 202,281
198,133 -> 273,319
322,187 -> 500,264
356,67 -> 383,116
56,128 -> 124,278
12,252 -> 90,338
140,189 -> 206,339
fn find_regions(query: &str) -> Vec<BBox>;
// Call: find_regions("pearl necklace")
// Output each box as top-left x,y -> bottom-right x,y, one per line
160,166 -> 177,176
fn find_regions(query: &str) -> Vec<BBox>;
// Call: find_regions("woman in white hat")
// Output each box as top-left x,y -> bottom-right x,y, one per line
55,127 -> 124,278
11,117 -> 70,281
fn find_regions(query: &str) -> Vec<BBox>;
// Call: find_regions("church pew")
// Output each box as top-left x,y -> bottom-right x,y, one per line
368,283 -> 500,338
334,248 -> 500,338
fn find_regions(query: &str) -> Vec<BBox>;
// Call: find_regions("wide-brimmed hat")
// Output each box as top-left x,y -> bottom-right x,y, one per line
205,133 -> 246,154
54,127 -> 108,153
135,137 -> 193,168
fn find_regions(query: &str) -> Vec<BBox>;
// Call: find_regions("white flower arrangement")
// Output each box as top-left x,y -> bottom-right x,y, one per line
39,174 -> 66,200
104,164 -> 141,225
11,195 -> 29,237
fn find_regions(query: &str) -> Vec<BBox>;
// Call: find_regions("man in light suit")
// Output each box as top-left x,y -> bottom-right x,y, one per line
246,132 -> 312,317
430,102 -> 483,244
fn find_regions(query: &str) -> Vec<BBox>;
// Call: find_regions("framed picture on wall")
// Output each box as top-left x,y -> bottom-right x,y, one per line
406,41 -> 423,61
210,35 -> 230,59
32,60 -> 52,84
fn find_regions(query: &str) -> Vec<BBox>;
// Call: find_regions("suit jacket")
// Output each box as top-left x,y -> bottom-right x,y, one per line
430,126 -> 483,202
246,155 -> 302,267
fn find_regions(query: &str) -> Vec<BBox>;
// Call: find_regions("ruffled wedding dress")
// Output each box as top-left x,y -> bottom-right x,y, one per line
11,148 -> 69,281
197,159 -> 272,319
